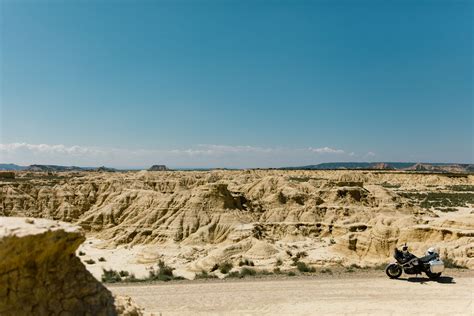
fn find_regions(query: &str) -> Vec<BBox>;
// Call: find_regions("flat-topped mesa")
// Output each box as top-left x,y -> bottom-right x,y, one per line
148,164 -> 169,171
0,217 -> 142,316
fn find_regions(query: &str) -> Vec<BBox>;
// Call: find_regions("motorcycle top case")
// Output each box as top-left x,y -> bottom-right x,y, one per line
429,259 -> 445,273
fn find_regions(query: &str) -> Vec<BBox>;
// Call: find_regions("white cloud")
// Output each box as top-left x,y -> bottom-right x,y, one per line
0,143 -> 359,168
0,143 -> 104,155
308,146 -> 345,154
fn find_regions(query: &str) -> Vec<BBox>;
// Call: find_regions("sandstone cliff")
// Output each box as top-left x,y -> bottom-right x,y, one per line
0,217 -> 142,316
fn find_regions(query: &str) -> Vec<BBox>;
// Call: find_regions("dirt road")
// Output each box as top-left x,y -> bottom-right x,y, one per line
110,274 -> 473,315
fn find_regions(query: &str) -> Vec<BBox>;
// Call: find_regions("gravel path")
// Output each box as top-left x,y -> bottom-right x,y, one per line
109,273 -> 473,315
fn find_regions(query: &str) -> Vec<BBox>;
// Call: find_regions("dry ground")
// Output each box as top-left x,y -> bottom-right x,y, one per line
109,271 -> 473,315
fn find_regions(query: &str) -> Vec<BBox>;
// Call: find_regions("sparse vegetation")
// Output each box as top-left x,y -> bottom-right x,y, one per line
380,182 -> 401,188
219,262 -> 233,274
227,271 -> 241,278
275,258 -> 283,266
345,266 -> 355,273
320,268 -> 332,274
295,251 -> 308,259
291,256 -> 299,266
443,257 -> 468,269
372,263 -> 387,270
147,260 -> 175,281
288,176 -> 313,182
400,192 -> 474,209
296,262 -> 316,273
252,224 -> 265,239
101,269 -> 122,283
226,267 -> 258,279
240,267 -> 257,277
195,270 -> 218,279
273,267 -> 281,274
239,259 -> 255,267
447,185 -> 474,192
287,271 -> 296,277
435,207 -> 458,212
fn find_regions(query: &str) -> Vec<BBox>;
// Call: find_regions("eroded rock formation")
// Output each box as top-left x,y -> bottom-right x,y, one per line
0,217 -> 142,315
0,170 -> 473,270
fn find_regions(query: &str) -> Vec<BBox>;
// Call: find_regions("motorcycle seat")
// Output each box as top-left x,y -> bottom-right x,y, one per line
419,253 -> 437,263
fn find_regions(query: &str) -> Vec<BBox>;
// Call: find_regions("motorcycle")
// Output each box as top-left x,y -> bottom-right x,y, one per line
385,244 -> 444,280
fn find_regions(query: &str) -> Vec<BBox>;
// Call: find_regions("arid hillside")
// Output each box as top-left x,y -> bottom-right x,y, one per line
1,170 -> 473,276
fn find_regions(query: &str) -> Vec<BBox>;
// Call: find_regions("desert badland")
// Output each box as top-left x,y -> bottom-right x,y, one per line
0,169 -> 473,314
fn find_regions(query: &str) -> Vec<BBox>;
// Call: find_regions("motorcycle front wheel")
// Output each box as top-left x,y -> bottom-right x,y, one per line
385,263 -> 402,279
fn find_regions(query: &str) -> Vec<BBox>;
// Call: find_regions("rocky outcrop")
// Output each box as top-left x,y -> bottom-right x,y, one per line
0,217 -> 142,316
148,165 -> 169,171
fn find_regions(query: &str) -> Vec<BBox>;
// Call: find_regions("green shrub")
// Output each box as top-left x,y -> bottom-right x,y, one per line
273,267 -> 281,274
148,260 -> 175,281
239,267 -> 257,278
227,271 -> 241,278
380,182 -> 401,188
275,259 -> 283,266
84,259 -> 95,265
98,257 -> 106,262
219,262 -> 233,274
123,274 -> 139,282
78,251 -> 86,256
239,259 -> 255,267
320,268 -> 332,274
101,269 -> 122,283
195,270 -> 217,279
260,269 -> 273,275
287,271 -> 296,277
295,251 -> 308,259
296,262 -> 315,273
252,224 -> 265,239
119,270 -> 129,277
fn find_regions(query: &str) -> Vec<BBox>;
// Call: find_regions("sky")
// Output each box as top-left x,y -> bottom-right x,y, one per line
0,0 -> 472,168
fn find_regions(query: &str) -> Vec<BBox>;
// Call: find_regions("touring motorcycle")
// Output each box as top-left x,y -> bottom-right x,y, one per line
385,244 -> 444,279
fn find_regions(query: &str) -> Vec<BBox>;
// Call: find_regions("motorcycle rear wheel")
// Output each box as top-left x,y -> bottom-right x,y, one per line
385,264 -> 402,279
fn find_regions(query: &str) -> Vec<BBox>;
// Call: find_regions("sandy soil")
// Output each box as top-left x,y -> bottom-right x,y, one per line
109,273 -> 473,315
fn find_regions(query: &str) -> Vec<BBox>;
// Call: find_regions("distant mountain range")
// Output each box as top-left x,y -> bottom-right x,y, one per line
0,164 -> 117,172
1,162 -> 473,173
282,162 -> 474,173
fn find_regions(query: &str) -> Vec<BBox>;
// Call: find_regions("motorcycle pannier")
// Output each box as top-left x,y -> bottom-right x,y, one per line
429,259 -> 444,273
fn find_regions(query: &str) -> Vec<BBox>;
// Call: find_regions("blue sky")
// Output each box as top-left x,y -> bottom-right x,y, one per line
0,0 -> 472,168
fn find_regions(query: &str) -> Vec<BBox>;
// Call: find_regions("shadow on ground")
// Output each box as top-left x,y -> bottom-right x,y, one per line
397,276 -> 455,284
